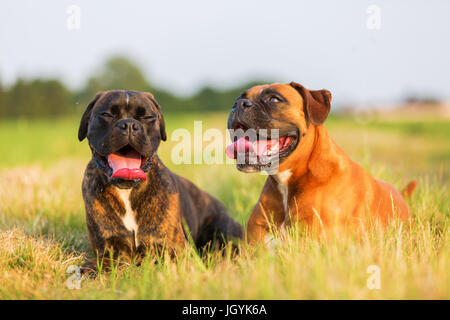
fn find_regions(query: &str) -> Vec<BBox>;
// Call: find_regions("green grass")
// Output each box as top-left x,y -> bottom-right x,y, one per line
0,113 -> 448,299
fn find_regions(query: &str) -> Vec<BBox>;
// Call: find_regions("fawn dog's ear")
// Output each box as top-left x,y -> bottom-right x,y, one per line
78,92 -> 104,141
289,82 -> 332,126
143,92 -> 167,141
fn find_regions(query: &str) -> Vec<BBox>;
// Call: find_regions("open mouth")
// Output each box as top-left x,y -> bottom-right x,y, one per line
94,145 -> 150,181
225,123 -> 298,166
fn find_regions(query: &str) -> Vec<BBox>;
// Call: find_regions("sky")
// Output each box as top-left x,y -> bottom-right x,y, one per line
1,0 -> 449,106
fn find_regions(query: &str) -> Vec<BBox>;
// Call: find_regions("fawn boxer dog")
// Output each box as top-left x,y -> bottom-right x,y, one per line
226,82 -> 416,243
79,90 -> 242,270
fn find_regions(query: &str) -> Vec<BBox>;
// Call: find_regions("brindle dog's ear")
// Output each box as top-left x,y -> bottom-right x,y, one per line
144,93 -> 167,141
289,82 -> 332,126
78,92 -> 104,141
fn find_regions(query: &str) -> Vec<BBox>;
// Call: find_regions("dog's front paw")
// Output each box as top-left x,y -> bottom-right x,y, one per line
80,260 -> 98,277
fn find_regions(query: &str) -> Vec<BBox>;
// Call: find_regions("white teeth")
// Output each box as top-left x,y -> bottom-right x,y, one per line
271,142 -> 279,153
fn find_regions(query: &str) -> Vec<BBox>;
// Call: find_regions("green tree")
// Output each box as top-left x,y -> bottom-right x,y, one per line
0,79 -> 5,118
5,78 -> 72,118
1,54 -> 274,118
76,56 -> 153,107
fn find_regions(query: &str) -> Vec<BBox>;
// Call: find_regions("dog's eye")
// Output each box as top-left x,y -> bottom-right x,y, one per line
100,112 -> 113,118
269,96 -> 281,103
141,115 -> 156,121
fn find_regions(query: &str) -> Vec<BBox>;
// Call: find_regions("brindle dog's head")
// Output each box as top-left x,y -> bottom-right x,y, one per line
78,90 -> 166,188
227,82 -> 331,173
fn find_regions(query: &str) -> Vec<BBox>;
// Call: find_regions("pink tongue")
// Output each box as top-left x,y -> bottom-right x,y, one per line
108,150 -> 146,181
226,137 -> 283,159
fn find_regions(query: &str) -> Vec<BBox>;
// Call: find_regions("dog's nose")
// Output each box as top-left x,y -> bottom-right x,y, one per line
117,119 -> 142,134
235,98 -> 253,109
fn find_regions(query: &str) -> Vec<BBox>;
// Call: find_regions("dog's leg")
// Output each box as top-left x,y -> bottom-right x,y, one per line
246,178 -> 286,244
246,203 -> 273,243
193,201 -> 243,253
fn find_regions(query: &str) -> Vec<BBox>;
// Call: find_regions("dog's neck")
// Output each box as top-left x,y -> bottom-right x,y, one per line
132,155 -> 165,191
307,125 -> 347,183
276,125 -> 346,188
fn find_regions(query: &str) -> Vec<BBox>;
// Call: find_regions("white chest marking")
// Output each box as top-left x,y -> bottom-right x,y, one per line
275,170 -> 292,214
116,188 -> 139,246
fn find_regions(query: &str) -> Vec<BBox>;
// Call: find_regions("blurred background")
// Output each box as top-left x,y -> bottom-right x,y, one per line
0,0 -> 449,182
1,0 -> 450,114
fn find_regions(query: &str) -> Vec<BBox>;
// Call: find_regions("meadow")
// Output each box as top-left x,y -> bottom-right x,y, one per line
0,112 -> 448,299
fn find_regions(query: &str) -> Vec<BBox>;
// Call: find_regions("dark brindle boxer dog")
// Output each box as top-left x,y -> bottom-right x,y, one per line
79,90 -> 242,270
226,82 -> 416,243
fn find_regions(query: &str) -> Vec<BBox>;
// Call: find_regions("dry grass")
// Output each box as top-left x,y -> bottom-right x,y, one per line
0,115 -> 448,299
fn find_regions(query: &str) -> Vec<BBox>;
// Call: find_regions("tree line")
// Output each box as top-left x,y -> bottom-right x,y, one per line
0,56 -> 269,118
